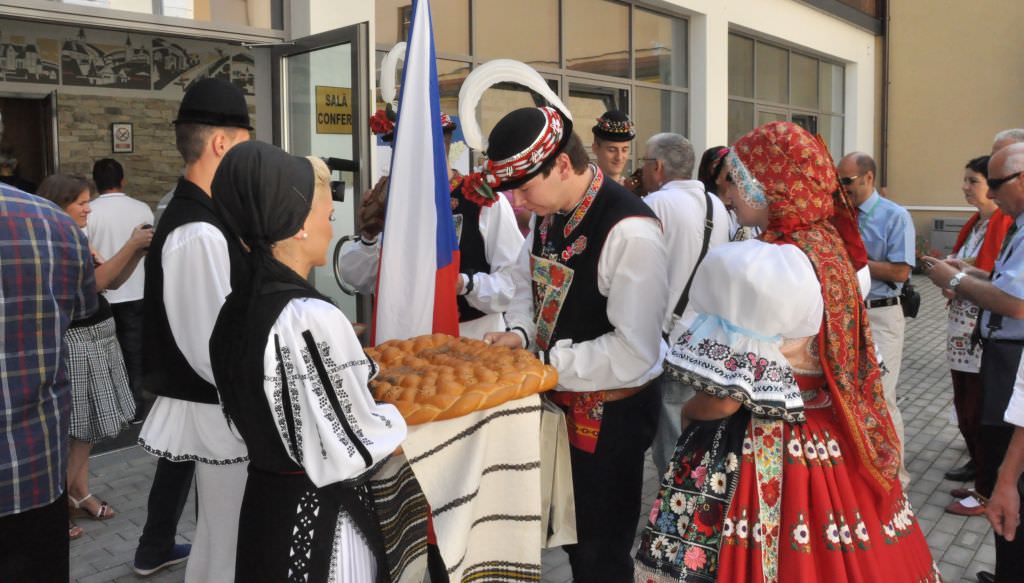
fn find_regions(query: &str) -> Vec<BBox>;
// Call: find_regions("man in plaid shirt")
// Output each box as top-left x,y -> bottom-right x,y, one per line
0,182 -> 96,581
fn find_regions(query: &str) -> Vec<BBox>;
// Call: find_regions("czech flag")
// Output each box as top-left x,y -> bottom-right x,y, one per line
373,0 -> 461,344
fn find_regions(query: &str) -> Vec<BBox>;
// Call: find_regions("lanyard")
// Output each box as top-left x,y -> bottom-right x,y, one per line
856,194 -> 882,240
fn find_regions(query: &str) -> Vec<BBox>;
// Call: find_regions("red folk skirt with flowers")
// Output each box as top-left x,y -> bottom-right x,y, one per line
635,376 -> 941,583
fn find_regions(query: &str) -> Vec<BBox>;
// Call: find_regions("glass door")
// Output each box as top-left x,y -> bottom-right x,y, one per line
567,81 -> 629,167
273,24 -> 370,324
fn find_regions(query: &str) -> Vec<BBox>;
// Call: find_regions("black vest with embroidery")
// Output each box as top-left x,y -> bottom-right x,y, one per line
530,170 -> 656,349
143,177 -> 247,404
451,181 -> 491,322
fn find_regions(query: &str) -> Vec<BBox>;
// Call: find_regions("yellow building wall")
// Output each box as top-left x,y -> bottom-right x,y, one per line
886,0 -> 1024,212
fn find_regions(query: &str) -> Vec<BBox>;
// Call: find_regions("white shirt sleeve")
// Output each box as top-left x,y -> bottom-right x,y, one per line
549,217 -> 670,391
1005,355 -> 1024,427
465,195 -> 526,315
502,220 -> 538,344
265,298 -> 407,487
162,222 -> 231,386
339,237 -> 380,295
857,265 -> 871,300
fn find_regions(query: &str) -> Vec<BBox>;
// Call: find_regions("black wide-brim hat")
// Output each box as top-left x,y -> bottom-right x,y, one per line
592,109 -> 635,142
484,107 -> 574,191
174,77 -> 253,130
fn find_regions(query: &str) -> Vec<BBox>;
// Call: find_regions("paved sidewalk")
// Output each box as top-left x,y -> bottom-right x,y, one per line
70,276 -> 994,582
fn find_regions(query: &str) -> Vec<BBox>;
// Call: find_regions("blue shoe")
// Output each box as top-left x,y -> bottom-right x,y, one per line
133,543 -> 191,576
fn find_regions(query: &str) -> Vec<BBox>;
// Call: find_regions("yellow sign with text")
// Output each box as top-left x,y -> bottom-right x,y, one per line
315,86 -> 353,134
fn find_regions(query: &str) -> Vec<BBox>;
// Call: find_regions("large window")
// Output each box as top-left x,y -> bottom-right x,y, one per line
727,33 -> 845,158
375,0 -> 689,169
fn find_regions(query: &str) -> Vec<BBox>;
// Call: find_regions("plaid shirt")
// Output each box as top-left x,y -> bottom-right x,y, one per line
0,185 -> 96,517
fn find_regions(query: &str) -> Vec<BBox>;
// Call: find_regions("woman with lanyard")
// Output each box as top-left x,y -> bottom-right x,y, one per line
208,141 -> 408,582
634,122 -> 939,582
943,155 -> 1014,515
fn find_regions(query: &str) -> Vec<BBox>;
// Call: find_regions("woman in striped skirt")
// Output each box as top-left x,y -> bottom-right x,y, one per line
37,175 -> 152,537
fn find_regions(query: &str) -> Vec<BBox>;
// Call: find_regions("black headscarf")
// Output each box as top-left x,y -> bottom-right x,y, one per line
211,140 -> 322,297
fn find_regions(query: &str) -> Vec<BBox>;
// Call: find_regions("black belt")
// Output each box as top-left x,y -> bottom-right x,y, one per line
867,297 -> 901,309
980,337 -> 1024,346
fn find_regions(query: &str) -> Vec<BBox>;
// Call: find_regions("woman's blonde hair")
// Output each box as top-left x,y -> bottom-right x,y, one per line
306,156 -> 331,200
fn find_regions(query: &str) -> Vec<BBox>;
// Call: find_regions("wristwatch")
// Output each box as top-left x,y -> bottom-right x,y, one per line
948,271 -> 968,290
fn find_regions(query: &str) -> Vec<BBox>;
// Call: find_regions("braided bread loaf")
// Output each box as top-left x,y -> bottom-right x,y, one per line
367,333 -> 558,425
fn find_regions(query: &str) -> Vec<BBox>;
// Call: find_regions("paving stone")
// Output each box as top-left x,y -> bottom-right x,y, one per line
941,544 -> 977,568
935,513 -> 969,535
77,563 -> 132,583
937,561 -> 965,582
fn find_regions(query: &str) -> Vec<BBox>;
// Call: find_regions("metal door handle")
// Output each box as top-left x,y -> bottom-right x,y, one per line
333,235 -> 359,296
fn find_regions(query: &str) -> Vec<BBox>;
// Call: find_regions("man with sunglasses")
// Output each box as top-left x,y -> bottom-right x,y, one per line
837,151 -> 916,488
922,143 -> 1024,583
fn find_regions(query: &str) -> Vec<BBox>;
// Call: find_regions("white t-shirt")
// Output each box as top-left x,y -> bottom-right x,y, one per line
87,192 -> 154,303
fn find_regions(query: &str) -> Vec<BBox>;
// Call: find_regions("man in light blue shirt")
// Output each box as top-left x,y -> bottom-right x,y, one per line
922,142 -> 1024,583
838,152 -> 915,488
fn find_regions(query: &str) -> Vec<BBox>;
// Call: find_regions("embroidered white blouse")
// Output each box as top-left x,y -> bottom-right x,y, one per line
665,240 -> 824,420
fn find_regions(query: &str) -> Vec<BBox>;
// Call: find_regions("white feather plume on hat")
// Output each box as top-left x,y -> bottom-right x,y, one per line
457,59 -> 573,154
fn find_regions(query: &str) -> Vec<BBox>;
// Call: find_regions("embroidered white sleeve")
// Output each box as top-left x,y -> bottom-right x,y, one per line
465,194 -> 525,314
264,298 -> 406,487
549,217 -> 669,391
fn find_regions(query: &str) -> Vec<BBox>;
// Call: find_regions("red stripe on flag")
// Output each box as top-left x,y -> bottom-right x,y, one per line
432,249 -> 461,336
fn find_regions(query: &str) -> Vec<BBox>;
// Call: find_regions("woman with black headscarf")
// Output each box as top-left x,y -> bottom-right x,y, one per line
208,141 -> 406,582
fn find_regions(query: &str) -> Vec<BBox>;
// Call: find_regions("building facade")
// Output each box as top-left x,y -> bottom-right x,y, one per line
0,0 -> 883,319
884,0 -> 1024,257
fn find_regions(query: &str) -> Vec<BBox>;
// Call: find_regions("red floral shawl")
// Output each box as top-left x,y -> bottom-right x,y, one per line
952,209 -> 1014,272
733,122 -> 900,496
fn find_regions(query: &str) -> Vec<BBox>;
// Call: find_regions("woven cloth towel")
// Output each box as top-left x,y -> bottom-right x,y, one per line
403,395 -> 544,582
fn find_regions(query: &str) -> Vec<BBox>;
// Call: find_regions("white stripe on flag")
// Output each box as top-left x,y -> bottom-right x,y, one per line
375,0 -> 444,344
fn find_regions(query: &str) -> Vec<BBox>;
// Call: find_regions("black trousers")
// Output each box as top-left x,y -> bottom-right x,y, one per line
975,424 -> 1024,583
978,341 -> 1024,581
993,477 -> 1024,583
135,457 -> 195,565
564,386 -> 660,583
111,299 -> 145,409
0,490 -> 69,582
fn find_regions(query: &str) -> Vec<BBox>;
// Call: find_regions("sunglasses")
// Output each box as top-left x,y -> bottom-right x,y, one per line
987,171 -> 1023,192
839,175 -> 860,187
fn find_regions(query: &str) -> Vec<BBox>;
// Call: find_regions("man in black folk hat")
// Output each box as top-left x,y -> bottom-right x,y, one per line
592,110 -> 635,185
133,77 -> 251,579
482,106 -> 669,583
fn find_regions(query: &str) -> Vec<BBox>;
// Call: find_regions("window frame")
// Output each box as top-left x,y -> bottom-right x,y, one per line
727,30 -> 846,156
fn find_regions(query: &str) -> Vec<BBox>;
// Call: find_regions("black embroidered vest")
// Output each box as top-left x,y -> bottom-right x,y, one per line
451,181 -> 491,323
530,169 -> 657,349
142,177 -> 247,404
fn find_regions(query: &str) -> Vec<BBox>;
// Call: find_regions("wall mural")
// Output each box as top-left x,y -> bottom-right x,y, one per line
0,21 -> 254,96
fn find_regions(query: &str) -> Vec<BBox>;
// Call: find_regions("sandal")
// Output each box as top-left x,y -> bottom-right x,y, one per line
69,522 -> 83,540
69,493 -> 116,520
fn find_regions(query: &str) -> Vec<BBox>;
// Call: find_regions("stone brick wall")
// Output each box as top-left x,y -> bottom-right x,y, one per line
57,94 -> 182,207
56,93 -> 255,207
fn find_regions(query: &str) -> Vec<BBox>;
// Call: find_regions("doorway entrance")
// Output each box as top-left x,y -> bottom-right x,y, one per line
0,94 -> 57,193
